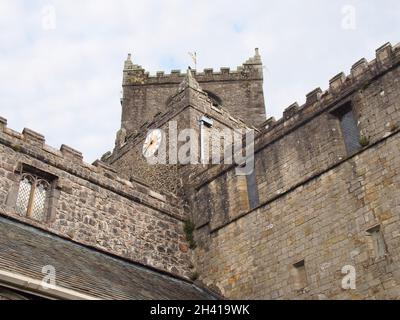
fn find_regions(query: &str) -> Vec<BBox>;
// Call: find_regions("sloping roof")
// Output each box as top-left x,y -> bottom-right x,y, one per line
0,216 -> 216,300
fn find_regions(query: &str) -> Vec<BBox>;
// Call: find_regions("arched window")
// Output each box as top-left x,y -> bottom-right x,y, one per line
16,173 -> 51,222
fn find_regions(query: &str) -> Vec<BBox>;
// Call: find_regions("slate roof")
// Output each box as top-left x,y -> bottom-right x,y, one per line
0,216 -> 216,300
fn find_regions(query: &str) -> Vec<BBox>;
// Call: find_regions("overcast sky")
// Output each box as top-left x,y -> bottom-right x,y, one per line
0,0 -> 399,162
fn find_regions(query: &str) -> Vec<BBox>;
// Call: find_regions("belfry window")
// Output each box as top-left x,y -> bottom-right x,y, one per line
15,173 -> 51,222
204,91 -> 223,108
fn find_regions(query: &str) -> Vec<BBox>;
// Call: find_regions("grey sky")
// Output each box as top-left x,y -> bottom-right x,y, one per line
0,0 -> 399,162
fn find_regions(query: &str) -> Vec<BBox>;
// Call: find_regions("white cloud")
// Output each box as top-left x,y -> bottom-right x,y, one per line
0,0 -> 399,161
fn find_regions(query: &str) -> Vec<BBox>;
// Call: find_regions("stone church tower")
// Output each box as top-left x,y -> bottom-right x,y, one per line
120,49 -> 266,137
105,50 -> 264,196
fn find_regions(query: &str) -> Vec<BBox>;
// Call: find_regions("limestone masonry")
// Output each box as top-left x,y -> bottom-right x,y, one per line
0,42 -> 400,299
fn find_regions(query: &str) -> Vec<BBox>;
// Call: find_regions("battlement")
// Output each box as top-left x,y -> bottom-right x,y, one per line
0,119 -> 192,279
0,118 -> 182,219
122,49 -> 263,86
258,42 -> 400,136
191,42 -> 400,189
121,49 -> 266,136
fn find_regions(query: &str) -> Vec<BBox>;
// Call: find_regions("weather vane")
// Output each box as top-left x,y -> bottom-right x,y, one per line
188,52 -> 197,70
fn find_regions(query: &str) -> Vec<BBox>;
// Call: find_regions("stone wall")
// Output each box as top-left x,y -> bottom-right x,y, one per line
191,42 -> 400,299
196,133 -> 400,299
0,120 -> 192,278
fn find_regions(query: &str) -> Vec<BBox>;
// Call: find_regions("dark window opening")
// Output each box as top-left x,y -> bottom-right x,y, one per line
204,91 -> 223,108
332,102 -> 361,154
246,169 -> 259,210
367,226 -> 387,258
291,260 -> 308,291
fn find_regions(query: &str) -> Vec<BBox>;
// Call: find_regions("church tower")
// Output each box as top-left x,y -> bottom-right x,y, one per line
120,49 -> 266,138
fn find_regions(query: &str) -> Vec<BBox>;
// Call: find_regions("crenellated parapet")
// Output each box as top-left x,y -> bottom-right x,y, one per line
0,119 -> 195,279
0,119 -> 182,220
121,49 -> 266,136
257,42 -> 400,138
191,42 -> 400,190
122,49 -> 263,86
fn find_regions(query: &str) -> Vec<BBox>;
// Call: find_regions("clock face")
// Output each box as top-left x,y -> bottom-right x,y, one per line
142,129 -> 163,158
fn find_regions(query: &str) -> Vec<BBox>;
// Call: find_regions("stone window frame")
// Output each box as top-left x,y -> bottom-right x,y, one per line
237,163 -> 260,211
5,163 -> 60,224
366,225 -> 388,260
245,168 -> 259,210
330,100 -> 362,155
291,259 -> 308,292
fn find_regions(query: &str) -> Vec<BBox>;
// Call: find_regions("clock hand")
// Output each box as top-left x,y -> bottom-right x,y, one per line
144,144 -> 151,156
144,138 -> 156,156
